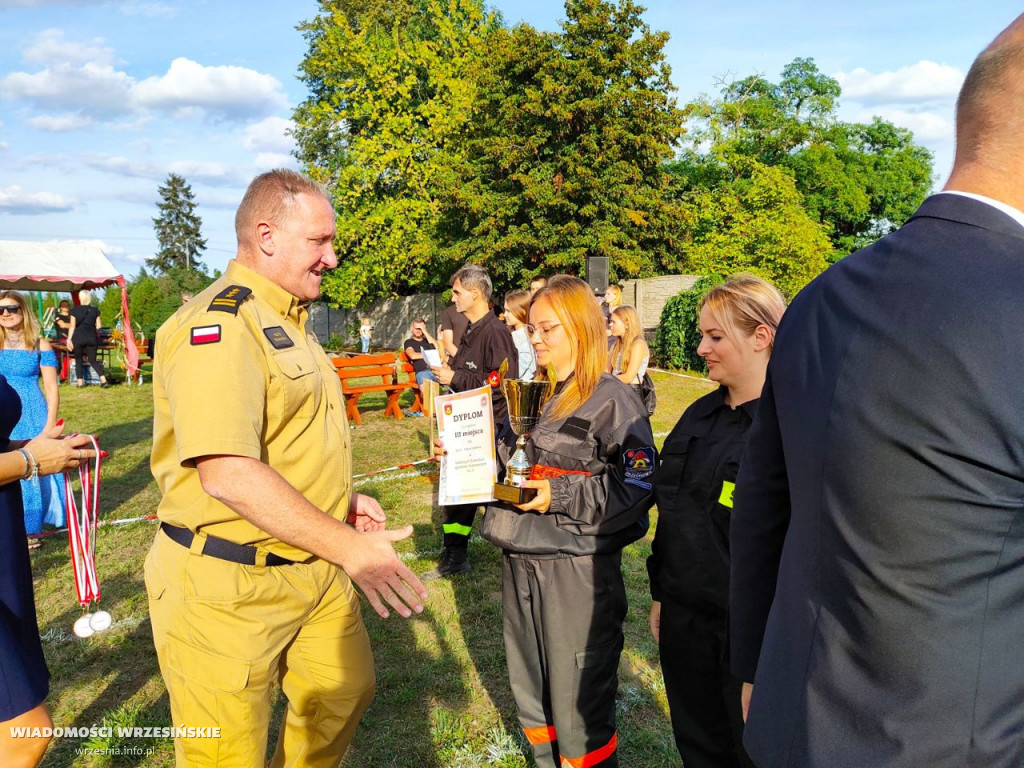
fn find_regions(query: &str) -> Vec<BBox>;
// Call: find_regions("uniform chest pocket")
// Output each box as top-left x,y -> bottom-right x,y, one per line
654,432 -> 695,511
272,349 -> 320,418
527,428 -> 598,474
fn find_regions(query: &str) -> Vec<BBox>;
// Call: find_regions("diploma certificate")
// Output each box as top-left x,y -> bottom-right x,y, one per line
436,385 -> 497,506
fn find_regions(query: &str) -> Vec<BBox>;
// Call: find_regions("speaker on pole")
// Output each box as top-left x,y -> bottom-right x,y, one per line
585,256 -> 609,296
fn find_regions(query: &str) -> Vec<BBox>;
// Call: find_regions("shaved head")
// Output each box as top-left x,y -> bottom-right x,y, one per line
952,13 -> 1024,172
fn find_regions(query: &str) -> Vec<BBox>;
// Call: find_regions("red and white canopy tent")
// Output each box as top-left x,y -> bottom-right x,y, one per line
0,240 -> 140,378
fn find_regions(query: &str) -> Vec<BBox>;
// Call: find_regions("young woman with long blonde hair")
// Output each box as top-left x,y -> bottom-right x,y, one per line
481,275 -> 656,768
0,290 -> 66,538
608,305 -> 650,388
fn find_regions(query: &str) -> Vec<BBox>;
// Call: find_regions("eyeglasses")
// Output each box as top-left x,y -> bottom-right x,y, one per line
526,322 -> 563,339
0,305 -> 22,315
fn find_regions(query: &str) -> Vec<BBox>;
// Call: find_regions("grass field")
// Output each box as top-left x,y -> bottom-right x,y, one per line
30,369 -> 714,767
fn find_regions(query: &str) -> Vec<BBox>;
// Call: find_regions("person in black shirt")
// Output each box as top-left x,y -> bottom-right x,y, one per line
403,319 -> 438,389
648,275 -> 785,768
54,300 -> 71,343
67,291 -> 108,388
428,264 -> 518,577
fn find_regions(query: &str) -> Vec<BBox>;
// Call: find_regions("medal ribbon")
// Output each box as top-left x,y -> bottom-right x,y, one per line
64,435 -> 102,608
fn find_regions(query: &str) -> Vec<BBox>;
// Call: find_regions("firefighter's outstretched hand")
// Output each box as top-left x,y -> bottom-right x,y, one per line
339,525 -> 427,619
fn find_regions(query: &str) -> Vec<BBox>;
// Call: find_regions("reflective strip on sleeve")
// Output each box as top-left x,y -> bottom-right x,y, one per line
524,725 -> 557,745
560,733 -> 617,768
442,523 -> 473,536
718,480 -> 735,509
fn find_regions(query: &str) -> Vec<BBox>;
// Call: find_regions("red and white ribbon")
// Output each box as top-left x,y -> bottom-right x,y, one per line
64,435 -> 102,609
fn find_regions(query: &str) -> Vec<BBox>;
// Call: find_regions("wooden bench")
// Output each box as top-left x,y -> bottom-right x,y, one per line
332,353 -> 421,425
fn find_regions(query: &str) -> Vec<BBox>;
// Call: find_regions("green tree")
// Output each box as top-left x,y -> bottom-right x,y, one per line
438,0 -> 685,290
679,58 -> 933,258
100,266 -> 216,338
294,0 -> 495,307
680,161 -> 833,297
148,173 -> 208,274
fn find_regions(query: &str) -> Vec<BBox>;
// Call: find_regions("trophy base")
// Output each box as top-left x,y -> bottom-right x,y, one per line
493,483 -> 537,504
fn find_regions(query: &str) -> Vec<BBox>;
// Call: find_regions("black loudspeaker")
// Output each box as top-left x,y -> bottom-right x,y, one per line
585,256 -> 609,295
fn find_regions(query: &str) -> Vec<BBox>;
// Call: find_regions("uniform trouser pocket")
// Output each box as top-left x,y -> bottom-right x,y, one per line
145,533 -> 375,768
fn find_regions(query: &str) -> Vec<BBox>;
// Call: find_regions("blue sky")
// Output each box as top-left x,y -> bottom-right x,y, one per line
0,1 -> 1020,278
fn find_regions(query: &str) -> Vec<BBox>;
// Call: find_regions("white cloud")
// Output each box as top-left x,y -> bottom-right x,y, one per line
855,107 -> 954,144
0,0 -> 104,6
253,152 -> 298,170
835,61 -> 964,106
83,154 -> 158,180
134,58 -> 287,120
22,28 -> 115,68
119,1 -> 176,18
242,116 -> 295,153
2,34 -> 285,126
82,153 -> 249,186
0,31 -> 135,118
167,159 -> 240,183
0,185 -> 76,214
108,115 -> 153,132
89,240 -> 146,265
27,113 -> 94,132
0,142 -> 9,151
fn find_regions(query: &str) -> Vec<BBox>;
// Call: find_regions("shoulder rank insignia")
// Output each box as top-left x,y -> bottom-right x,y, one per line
208,285 -> 252,315
263,326 -> 295,349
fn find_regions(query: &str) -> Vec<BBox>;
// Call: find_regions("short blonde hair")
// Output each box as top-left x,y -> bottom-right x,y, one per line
699,274 -> 786,349
235,169 -> 331,249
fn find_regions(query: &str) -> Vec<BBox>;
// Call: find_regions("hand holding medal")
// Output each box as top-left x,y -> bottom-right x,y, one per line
63,434 -> 111,637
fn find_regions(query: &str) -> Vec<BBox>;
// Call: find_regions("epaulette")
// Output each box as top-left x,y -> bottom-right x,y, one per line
208,285 -> 252,315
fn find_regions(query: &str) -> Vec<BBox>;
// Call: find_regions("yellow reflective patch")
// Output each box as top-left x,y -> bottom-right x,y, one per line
718,480 -> 735,509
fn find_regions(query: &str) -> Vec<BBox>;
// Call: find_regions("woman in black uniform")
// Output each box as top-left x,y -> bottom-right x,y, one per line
481,275 -> 656,768
0,376 -> 96,766
648,274 -> 785,768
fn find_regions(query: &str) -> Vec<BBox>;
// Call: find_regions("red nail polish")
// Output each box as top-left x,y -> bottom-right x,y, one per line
56,419 -> 64,426
100,451 -> 110,458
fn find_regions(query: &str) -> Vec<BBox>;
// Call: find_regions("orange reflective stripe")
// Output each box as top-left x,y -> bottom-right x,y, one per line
560,732 -> 618,768
524,725 -> 557,745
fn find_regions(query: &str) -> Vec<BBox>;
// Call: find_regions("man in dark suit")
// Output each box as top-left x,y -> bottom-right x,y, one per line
730,13 -> 1024,767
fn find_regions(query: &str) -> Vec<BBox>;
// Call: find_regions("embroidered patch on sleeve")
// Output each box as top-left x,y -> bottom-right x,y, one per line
190,324 -> 221,345
262,326 -> 294,349
623,446 -> 656,489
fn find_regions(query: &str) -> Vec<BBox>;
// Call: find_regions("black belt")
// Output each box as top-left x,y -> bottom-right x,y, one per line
160,523 -> 296,566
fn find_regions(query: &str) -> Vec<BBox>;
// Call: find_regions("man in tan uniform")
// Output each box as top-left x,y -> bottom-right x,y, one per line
145,169 -> 427,767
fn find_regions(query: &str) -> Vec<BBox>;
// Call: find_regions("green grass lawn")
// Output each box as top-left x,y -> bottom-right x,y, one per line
32,370 -> 713,767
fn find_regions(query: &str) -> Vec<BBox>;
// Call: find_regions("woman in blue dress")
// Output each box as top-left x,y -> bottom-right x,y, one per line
0,373 -> 97,765
0,291 -> 65,538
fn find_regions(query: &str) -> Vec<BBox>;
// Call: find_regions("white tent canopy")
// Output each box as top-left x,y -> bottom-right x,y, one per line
0,239 -> 140,377
0,240 -> 124,292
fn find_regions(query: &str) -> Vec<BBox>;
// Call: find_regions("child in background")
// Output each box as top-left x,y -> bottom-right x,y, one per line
359,317 -> 372,353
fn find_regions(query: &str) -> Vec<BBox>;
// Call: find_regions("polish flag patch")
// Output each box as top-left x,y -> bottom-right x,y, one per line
190,324 -> 221,345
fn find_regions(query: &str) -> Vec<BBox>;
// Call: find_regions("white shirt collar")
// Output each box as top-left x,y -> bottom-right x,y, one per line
940,190 -> 1024,230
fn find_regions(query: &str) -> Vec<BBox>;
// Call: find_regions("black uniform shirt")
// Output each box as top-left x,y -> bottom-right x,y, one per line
449,310 -> 518,425
648,386 -> 757,615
